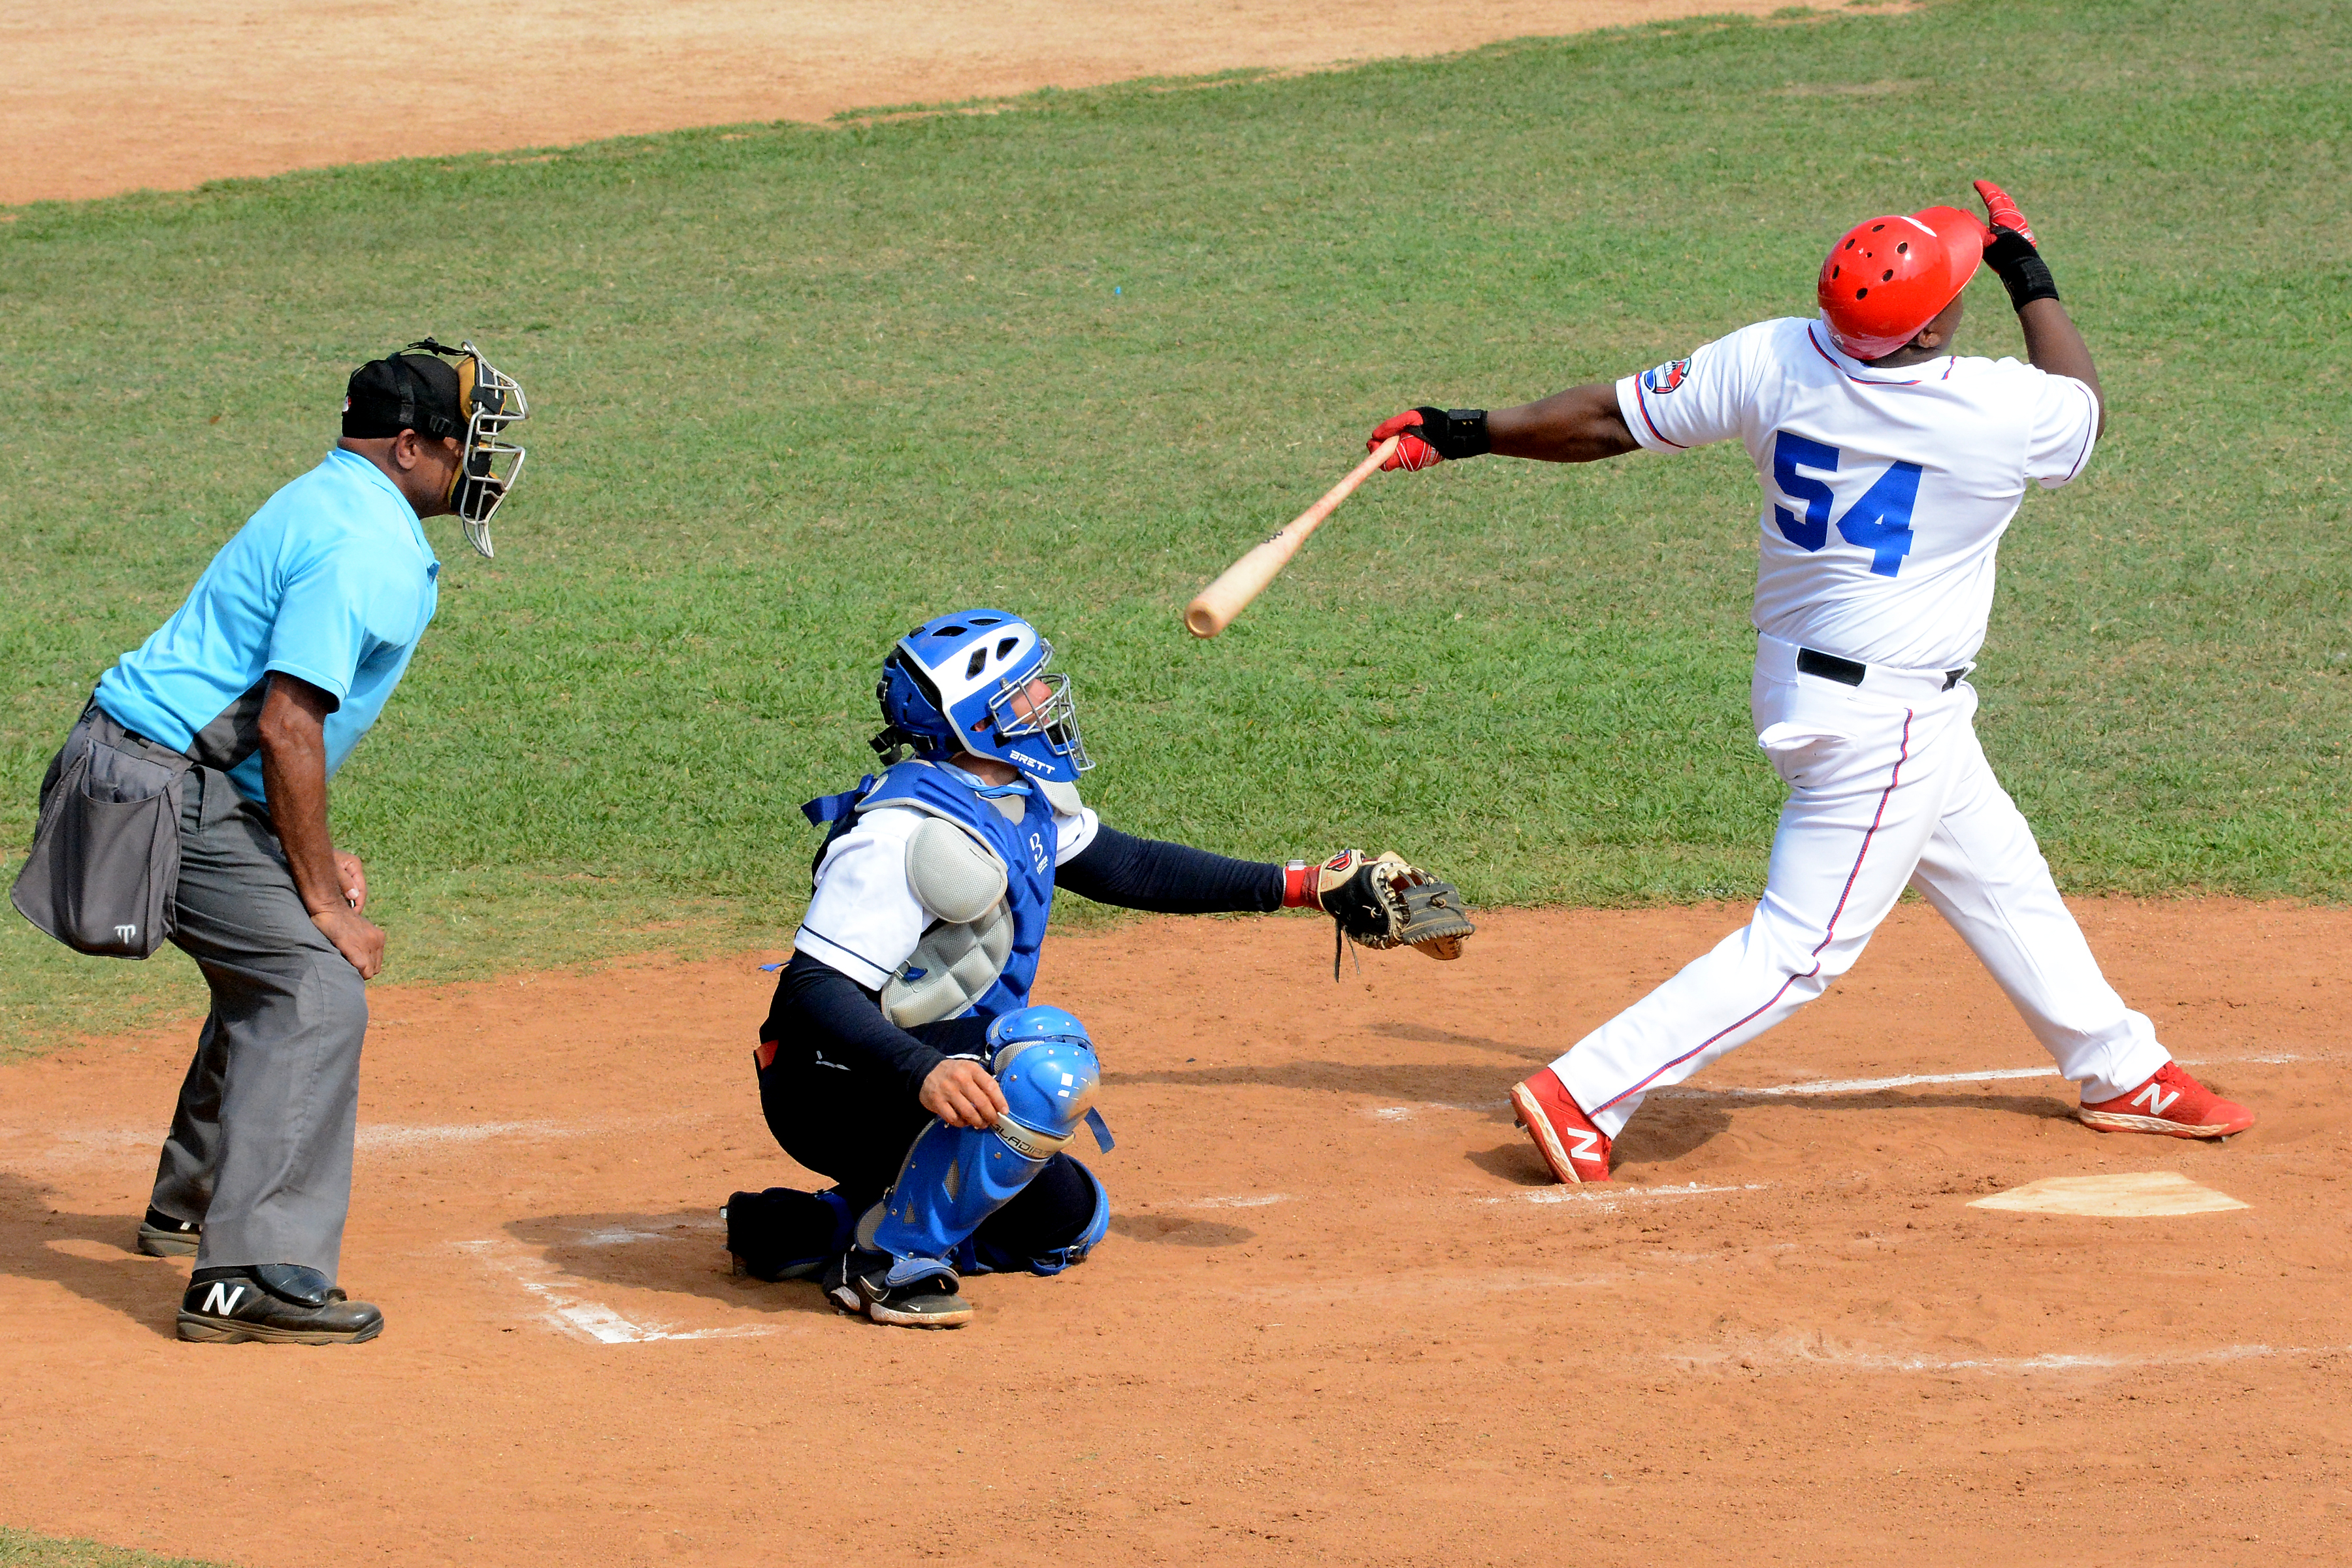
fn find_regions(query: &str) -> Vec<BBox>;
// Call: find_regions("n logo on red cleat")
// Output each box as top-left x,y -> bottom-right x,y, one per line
1567,1127 -> 1603,1163
2131,1083 -> 2180,1118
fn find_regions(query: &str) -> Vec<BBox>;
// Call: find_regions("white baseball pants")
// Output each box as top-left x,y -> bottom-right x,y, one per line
1553,635 -> 2170,1138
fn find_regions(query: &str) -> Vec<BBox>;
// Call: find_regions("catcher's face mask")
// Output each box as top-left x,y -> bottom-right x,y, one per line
406,338 -> 529,558
871,611 -> 1092,783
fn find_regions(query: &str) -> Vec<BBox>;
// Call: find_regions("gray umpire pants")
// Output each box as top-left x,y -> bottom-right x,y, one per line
146,763 -> 368,1284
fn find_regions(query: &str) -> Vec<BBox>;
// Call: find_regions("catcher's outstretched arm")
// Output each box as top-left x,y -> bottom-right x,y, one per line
1057,826 -> 1285,914
1058,830 -> 1476,968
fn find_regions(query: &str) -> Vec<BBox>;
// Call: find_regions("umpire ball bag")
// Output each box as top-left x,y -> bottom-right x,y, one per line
12,705 -> 195,960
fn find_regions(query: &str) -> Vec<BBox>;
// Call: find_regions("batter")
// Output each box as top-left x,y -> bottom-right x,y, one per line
1364,181 -> 2252,1183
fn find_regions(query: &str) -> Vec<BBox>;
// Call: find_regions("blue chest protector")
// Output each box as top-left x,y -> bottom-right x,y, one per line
802,759 -> 1056,1021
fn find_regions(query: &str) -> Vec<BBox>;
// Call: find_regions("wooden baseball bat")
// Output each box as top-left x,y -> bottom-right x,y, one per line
1183,435 -> 1401,638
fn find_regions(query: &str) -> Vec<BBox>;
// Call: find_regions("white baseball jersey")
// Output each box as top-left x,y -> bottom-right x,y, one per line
1616,316 -> 2100,671
795,799 -> 1099,990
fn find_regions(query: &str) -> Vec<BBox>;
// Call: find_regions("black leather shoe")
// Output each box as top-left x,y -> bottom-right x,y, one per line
137,1206 -> 202,1258
178,1264 -> 384,1344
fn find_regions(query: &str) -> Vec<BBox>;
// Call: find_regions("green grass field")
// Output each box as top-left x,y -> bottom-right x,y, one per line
3,0 -> 2347,1056
0,1528 -> 226,1568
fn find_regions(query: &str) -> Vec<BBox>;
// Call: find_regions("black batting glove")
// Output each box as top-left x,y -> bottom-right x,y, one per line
1412,406 -> 1491,461
1982,229 -> 2059,313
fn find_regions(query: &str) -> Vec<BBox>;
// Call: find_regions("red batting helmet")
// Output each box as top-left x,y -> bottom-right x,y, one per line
1816,204 -> 1991,361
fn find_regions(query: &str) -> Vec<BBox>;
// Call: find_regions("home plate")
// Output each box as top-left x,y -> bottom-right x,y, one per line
1968,1171 -> 2249,1218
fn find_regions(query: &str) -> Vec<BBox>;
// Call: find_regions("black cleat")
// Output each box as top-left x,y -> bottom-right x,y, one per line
177,1264 -> 384,1345
823,1249 -> 972,1328
137,1206 -> 202,1258
723,1188 -> 852,1282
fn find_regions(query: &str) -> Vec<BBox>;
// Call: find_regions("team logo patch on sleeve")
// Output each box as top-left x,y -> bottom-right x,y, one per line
1642,358 -> 1691,395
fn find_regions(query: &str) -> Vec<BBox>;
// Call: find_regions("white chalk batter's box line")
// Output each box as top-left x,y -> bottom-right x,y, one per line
358,1119 -> 577,1151
1369,1102 -> 1499,1120
1658,1051 -> 2305,1100
455,1237 -> 785,1345
12,1111 -> 723,1169
1666,1339 -> 2349,1377
1358,1052 -> 2306,1120
1482,1181 -> 1774,1211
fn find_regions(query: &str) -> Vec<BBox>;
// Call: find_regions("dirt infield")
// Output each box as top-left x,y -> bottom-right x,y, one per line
3,899 -> 2346,1567
0,0 -> 1800,206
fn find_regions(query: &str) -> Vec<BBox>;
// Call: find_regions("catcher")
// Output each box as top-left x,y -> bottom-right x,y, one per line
728,608 -> 1471,1328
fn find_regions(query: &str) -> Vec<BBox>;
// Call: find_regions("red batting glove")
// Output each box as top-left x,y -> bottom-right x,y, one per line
1368,410 -> 1444,472
1973,179 -> 2037,244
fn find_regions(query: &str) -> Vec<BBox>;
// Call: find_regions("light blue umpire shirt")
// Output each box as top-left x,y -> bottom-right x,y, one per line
94,447 -> 440,806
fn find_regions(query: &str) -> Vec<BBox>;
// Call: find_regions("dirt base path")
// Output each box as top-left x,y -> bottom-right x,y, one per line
1,0 -> 1795,206
3,900 -> 2347,1566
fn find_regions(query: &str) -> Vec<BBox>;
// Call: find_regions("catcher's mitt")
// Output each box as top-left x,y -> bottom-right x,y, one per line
1313,849 -> 1475,977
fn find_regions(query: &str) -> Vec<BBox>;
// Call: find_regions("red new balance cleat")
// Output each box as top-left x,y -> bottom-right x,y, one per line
2077,1062 -> 2254,1140
1509,1067 -> 1612,1184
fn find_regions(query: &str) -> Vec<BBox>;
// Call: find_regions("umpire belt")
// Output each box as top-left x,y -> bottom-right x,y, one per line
1759,634 -> 1970,704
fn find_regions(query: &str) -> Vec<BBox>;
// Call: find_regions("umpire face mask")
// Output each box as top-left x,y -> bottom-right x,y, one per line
439,341 -> 530,558
350,338 -> 531,557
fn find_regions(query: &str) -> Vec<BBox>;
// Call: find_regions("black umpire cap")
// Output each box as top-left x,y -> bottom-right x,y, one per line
342,343 -> 466,441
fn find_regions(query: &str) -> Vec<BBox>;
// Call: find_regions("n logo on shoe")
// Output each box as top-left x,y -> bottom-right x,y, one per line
200,1282 -> 245,1315
1567,1128 -> 1603,1163
2132,1084 -> 2181,1118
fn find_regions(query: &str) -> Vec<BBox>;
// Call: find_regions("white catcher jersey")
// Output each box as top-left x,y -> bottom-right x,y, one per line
795,800 -> 1098,991
1616,316 -> 2100,670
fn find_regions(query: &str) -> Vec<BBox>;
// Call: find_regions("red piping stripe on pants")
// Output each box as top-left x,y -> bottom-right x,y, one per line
1593,709 -> 1916,1113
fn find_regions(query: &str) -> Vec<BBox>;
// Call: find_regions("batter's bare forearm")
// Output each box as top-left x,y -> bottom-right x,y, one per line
256,675 -> 348,918
1486,383 -> 1641,463
2017,298 -> 2106,433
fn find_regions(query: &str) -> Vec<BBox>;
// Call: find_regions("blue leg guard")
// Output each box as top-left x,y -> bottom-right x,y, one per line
964,1157 -> 1110,1277
861,1118 -> 1050,1289
860,1005 -> 1112,1290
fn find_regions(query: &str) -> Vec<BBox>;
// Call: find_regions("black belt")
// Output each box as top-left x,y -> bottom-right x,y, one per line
1797,647 -> 1966,692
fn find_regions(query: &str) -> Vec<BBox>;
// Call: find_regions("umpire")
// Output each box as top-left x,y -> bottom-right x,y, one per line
12,340 -> 529,1344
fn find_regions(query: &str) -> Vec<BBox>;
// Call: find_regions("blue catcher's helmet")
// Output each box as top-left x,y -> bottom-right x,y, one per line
874,610 -> 1092,785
